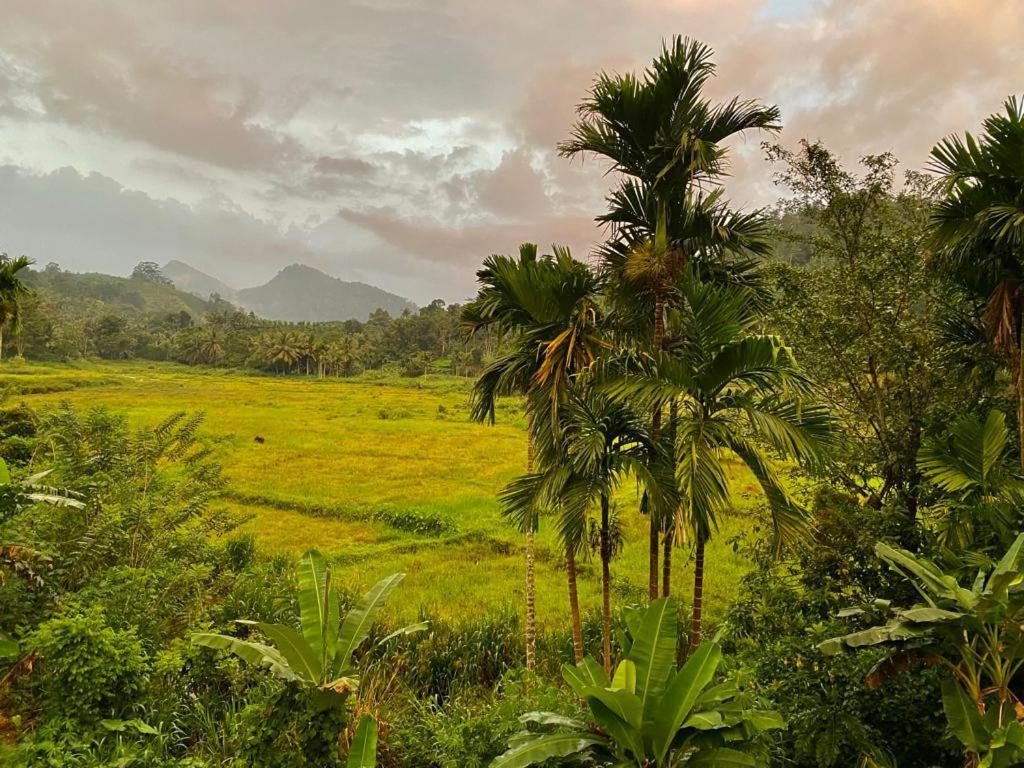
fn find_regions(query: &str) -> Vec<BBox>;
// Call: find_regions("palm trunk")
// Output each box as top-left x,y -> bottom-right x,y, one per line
1018,301 -> 1024,470
566,546 -> 584,663
524,417 -> 538,671
662,525 -> 673,597
600,493 -> 612,676
663,398 -> 678,597
649,297 -> 665,602
689,533 -> 705,654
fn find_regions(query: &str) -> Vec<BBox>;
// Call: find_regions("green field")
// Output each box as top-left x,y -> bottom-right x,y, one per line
0,360 -> 765,625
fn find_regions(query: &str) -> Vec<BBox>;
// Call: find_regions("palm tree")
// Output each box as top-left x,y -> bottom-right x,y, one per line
0,255 -> 33,362
199,326 -> 225,365
931,96 -> 1024,467
504,384 -> 676,673
561,37 -> 780,599
261,330 -> 302,374
605,277 -> 832,649
917,409 -> 1024,554
462,243 -> 604,670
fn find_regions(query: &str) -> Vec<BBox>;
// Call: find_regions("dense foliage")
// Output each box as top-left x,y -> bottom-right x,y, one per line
1,35 -> 1022,768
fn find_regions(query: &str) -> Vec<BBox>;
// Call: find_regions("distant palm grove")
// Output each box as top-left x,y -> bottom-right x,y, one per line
2,36 -> 1024,768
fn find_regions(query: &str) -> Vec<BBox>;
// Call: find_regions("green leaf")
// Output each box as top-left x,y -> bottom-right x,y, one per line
518,711 -> 587,730
682,711 -> 723,730
297,550 -> 336,671
0,458 -> 10,485
562,657 -> 610,698
652,642 -> 722,764
627,597 -> 677,712
986,532 -> 1024,597
489,733 -> 602,768
336,573 -> 405,674
347,715 -> 378,768
876,543 -> 975,607
191,632 -> 301,683
587,697 -> 645,760
256,622 -> 322,684
612,659 -> 637,694
582,685 -> 644,729
942,677 -> 989,752
898,607 -> 964,623
100,719 -> 158,735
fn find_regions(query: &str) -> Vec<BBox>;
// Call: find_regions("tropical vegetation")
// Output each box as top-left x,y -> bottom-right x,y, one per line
0,33 -> 1021,768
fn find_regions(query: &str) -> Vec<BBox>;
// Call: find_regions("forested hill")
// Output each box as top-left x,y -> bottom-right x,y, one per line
235,263 -> 416,322
163,260 -> 239,303
24,264 -> 217,318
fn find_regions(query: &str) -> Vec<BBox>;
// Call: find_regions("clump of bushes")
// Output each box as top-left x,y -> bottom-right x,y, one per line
373,507 -> 456,536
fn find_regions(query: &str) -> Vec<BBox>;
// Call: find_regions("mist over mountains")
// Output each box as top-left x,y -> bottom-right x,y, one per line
162,261 -> 416,322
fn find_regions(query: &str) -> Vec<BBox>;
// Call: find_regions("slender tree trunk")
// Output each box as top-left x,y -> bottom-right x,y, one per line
0,325 -> 4,361
600,493 -> 612,676
662,525 -> 673,597
689,533 -> 705,654
649,297 -> 665,602
524,416 -> 538,671
1018,301 -> 1024,470
663,398 -> 678,597
566,547 -> 584,663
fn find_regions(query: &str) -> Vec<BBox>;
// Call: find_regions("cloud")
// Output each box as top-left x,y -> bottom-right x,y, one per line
0,0 -> 1020,302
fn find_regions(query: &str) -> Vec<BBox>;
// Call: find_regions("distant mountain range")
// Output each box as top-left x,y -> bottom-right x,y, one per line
163,261 -> 415,322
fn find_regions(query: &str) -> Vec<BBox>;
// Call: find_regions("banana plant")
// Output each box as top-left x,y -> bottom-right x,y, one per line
194,550 -> 424,697
490,598 -> 783,767
820,534 -> 1024,766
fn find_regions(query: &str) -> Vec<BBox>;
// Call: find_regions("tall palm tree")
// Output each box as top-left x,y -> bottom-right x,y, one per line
462,244 -> 604,669
561,37 -> 780,599
0,255 -> 33,362
605,277 -> 832,649
504,384 -> 676,673
931,96 -> 1024,467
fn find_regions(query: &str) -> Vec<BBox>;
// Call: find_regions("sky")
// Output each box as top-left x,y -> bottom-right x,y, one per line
0,0 -> 1021,304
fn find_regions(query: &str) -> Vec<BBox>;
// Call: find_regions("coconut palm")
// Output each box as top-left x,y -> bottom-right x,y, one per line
604,277 -> 832,648
199,326 -> 225,365
0,255 -> 33,361
561,38 -> 779,599
930,96 -> 1024,467
462,243 -> 604,670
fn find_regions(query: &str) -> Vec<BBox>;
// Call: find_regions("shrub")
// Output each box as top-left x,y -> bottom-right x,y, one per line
29,610 -> 149,724
383,671 -> 578,768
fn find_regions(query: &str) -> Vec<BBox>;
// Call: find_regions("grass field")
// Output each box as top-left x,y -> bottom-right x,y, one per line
0,360 -> 768,625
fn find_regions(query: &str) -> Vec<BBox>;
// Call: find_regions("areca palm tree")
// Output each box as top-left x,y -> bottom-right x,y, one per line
0,255 -> 33,361
561,37 -> 779,599
462,243 -> 604,670
502,384 -> 677,672
931,96 -> 1024,467
605,277 -> 832,648
917,409 -> 1024,555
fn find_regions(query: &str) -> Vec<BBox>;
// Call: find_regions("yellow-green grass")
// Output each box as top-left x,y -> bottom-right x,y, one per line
2,359 -> 766,626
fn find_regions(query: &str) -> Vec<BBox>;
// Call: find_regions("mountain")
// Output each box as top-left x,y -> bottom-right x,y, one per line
235,264 -> 416,322
24,266 -> 218,318
163,260 -> 238,302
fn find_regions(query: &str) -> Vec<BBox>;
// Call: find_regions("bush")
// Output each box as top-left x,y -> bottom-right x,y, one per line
383,671 -> 579,768
723,492 -> 954,767
29,610 -> 149,724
